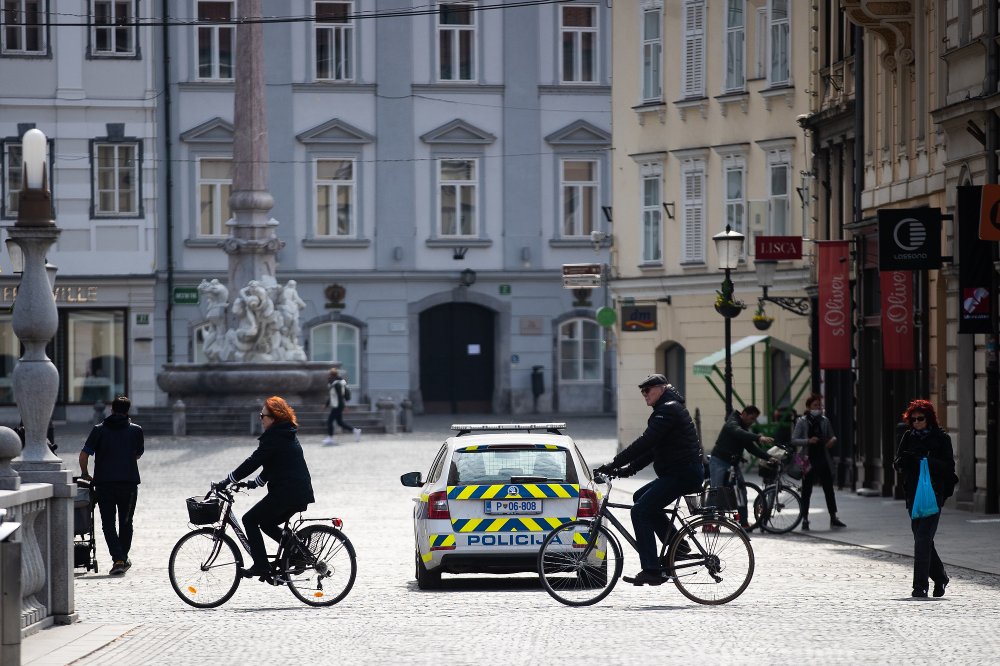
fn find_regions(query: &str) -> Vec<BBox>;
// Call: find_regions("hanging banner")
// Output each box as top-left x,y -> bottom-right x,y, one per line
817,241 -> 852,369
980,184 -> 1000,241
959,186 -> 993,334
880,271 -> 914,370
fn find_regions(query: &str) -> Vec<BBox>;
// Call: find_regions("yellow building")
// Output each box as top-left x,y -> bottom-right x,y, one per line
610,1 -> 813,446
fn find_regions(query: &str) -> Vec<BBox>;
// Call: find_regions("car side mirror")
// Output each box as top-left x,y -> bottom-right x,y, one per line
400,471 -> 424,487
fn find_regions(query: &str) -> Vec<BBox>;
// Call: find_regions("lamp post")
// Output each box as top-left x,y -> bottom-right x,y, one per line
755,259 -> 810,316
712,224 -> 745,415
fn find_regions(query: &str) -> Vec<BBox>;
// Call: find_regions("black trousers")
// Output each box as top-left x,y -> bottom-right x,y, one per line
95,483 -> 138,563
801,460 -> 838,517
911,510 -> 947,592
326,405 -> 354,435
242,493 -> 304,570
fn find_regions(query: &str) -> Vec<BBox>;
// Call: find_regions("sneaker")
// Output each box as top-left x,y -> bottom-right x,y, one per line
109,560 -> 126,576
911,588 -> 928,598
933,577 -> 949,598
623,569 -> 668,586
322,436 -> 333,445
830,517 -> 847,529
353,427 -> 362,441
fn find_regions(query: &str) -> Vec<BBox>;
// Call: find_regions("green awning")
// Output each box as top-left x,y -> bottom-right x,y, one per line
693,335 -> 809,376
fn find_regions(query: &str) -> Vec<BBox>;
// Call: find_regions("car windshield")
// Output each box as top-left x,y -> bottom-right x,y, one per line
448,447 -> 576,485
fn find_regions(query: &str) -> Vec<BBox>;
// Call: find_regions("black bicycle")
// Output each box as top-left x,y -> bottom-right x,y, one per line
168,482 -> 357,608
537,472 -> 755,606
753,443 -> 805,534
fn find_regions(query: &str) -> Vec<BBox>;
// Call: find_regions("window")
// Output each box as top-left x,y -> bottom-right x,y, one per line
315,1 -> 353,81
198,157 -> 231,236
561,159 -> 598,237
663,342 -> 686,397
315,158 -> 355,237
197,1 -> 234,80
67,310 -> 126,403
768,0 -> 789,86
559,318 -> 602,382
641,7 -> 662,102
2,141 -> 22,218
0,314 -> 17,403
449,447 -> 575,485
681,160 -> 705,263
1,0 -> 46,55
724,0 -> 745,92
438,158 -> 477,237
768,151 -> 790,234
561,4 -> 596,83
724,158 -> 745,239
682,0 -> 705,98
641,173 -> 661,264
91,0 -> 136,56
437,2 -> 475,81
93,141 -> 139,217
754,7 -> 766,79
309,322 -> 359,392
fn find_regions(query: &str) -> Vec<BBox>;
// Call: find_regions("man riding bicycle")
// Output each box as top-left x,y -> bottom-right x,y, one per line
708,405 -> 775,530
216,396 -> 315,581
595,374 -> 704,586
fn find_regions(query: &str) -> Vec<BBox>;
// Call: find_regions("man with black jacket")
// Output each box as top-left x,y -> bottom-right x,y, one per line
596,374 -> 705,586
79,395 -> 144,576
709,406 -> 775,530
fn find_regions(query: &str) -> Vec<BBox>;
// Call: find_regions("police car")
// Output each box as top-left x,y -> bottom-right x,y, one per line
400,423 -> 598,589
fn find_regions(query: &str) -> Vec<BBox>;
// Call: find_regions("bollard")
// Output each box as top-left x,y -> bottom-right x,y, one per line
172,399 -> 187,437
93,399 -> 106,425
376,397 -> 398,435
399,398 -> 413,433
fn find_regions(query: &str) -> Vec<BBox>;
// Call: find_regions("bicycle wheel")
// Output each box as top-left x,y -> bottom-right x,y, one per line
741,481 -> 762,531
168,528 -> 243,609
537,519 -> 623,607
755,485 -> 804,534
284,525 -> 357,607
668,516 -> 754,605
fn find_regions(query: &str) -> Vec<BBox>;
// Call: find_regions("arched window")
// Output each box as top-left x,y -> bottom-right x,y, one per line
558,318 -> 602,381
310,322 -> 360,388
663,342 -> 686,397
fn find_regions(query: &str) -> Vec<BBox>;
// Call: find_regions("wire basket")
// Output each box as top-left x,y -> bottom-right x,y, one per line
758,459 -> 780,484
186,497 -> 222,525
684,487 -> 739,514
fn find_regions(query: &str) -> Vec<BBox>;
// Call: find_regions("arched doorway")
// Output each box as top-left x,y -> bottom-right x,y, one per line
419,303 -> 495,413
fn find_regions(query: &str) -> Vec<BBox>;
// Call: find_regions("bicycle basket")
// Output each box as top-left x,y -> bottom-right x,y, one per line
186,497 -> 222,525
758,459 -> 780,483
684,487 -> 739,514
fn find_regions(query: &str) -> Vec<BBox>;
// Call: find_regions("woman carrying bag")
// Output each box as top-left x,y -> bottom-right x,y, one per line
892,399 -> 958,598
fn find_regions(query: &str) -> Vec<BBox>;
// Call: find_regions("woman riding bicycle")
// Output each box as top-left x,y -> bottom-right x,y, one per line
216,396 -> 315,580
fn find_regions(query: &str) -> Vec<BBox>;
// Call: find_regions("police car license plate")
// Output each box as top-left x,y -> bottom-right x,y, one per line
484,500 -> 542,515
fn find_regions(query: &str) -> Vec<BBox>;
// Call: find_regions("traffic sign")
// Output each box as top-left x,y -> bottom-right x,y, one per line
595,306 -> 616,327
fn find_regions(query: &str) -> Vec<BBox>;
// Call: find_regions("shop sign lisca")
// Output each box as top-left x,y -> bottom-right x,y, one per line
1,285 -> 99,304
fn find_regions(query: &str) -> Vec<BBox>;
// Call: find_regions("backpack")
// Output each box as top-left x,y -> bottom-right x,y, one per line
343,385 -> 352,402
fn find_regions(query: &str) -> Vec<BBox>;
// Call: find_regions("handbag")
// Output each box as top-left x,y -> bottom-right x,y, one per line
794,452 -> 812,477
910,457 -> 940,519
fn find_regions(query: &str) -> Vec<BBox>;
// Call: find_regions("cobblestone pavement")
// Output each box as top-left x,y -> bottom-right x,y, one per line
24,415 -> 1000,665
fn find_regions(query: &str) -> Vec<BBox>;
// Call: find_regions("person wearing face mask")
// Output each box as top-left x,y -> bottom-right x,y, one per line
791,393 -> 846,531
892,399 -> 958,598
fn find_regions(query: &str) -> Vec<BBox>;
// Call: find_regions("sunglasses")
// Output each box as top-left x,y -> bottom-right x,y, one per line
259,412 -> 272,420
910,416 -> 927,423
640,386 -> 660,396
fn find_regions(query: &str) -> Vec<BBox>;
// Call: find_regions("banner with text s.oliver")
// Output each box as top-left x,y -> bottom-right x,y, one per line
880,270 -> 914,370
817,241 -> 852,369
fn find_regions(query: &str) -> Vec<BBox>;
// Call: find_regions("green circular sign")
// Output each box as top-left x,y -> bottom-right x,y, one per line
596,306 -> 616,328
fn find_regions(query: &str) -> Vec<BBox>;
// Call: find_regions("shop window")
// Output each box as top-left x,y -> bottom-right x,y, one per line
67,310 -> 125,403
559,318 -> 602,382
310,321 -> 359,393
0,315 -> 18,403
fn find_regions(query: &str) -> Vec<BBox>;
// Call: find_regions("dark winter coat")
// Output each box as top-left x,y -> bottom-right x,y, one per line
893,427 -> 958,511
710,410 -> 770,465
229,420 -> 315,505
82,413 -> 144,486
610,384 -> 704,479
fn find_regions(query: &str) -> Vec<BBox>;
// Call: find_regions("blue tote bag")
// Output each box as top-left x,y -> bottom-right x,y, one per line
911,457 -> 940,519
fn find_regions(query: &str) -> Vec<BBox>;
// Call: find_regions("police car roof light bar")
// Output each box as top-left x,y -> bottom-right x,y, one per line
451,423 -> 567,436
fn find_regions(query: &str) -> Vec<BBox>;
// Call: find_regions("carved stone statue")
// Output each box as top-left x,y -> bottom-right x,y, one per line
198,279 -> 230,362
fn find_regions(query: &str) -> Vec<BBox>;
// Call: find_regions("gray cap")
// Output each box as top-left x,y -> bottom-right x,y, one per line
638,374 -> 669,390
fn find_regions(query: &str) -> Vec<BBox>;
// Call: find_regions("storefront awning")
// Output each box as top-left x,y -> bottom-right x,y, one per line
693,335 -> 809,376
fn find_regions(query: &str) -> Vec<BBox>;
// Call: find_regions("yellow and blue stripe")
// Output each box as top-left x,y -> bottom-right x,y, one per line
446,484 -> 580,500
457,444 -> 565,452
451,516 -> 574,532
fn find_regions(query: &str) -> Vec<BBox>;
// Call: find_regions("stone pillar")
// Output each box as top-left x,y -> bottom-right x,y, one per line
172,400 -> 186,436
0,428 -> 19,491
376,398 -> 398,435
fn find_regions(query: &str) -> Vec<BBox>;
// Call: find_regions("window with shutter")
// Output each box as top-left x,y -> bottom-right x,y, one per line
681,164 -> 705,263
768,0 -> 790,86
682,0 -> 705,98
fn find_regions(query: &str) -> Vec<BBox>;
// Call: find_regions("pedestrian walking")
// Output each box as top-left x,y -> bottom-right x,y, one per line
324,368 -> 361,444
594,374 -> 705,586
216,396 -> 315,581
791,393 -> 847,530
892,399 -> 958,598
78,395 -> 144,576
708,405 -> 776,530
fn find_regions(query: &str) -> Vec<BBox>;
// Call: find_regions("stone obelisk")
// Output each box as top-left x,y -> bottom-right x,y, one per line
222,0 -> 284,294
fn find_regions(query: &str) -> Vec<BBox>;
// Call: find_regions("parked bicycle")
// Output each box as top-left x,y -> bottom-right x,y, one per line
753,442 -> 805,534
714,459 -> 763,532
168,482 -> 357,608
537,471 -> 754,606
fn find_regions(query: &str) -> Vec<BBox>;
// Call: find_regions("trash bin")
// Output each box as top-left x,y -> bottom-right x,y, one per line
531,366 -> 545,413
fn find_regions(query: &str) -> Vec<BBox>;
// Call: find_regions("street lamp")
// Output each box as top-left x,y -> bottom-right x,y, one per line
712,224 -> 745,415
755,259 -> 810,316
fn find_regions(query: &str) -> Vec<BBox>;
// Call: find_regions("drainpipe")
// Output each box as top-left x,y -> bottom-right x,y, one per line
162,0 -> 175,363
849,24 -> 864,492
984,0 -> 998,513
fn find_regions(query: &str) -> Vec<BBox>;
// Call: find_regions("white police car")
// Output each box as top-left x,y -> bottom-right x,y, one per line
400,423 -> 598,589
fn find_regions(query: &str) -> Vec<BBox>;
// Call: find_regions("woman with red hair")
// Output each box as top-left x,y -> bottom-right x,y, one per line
893,399 -> 958,598
217,396 -> 315,581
